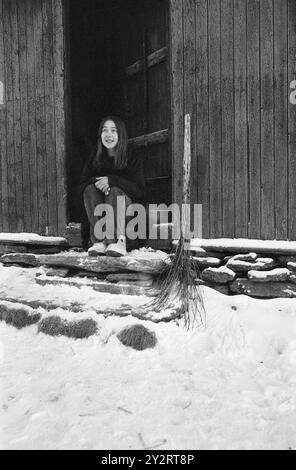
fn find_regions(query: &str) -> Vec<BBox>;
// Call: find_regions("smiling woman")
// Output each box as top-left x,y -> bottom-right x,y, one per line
80,116 -> 146,257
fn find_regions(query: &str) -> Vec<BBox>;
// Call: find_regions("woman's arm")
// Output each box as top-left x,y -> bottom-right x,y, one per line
107,153 -> 146,201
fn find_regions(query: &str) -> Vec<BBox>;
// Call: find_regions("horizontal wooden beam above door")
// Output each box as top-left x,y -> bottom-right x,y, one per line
125,46 -> 167,77
128,128 -> 169,147
145,176 -> 171,182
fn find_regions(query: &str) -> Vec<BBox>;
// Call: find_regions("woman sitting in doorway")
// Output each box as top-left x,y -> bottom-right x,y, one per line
80,116 -> 146,257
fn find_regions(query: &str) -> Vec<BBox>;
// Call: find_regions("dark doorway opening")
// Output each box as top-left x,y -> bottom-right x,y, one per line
68,0 -> 171,225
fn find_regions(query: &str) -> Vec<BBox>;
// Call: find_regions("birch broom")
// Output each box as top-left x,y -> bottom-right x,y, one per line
146,114 -> 205,329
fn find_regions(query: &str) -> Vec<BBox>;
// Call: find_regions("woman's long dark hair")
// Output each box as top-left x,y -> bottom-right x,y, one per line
94,116 -> 128,169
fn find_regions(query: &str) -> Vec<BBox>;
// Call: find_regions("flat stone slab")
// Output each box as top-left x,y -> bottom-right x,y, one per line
226,257 -> 276,272
192,257 -> 221,268
0,245 -> 27,255
190,248 -> 225,259
0,233 -> 67,246
1,251 -> 169,274
201,266 -> 236,284
287,262 -> 296,271
232,252 -> 258,262
35,275 -> 159,297
106,273 -> 154,283
1,253 -> 40,266
248,268 -> 290,282
74,270 -> 106,279
205,283 -> 230,295
230,279 -> 296,298
43,267 -> 71,278
180,238 -> 296,255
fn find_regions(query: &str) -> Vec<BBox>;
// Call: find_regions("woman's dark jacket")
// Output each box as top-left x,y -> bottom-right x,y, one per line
79,148 -> 146,203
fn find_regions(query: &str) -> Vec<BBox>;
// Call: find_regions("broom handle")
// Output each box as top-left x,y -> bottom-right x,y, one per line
182,114 -> 191,243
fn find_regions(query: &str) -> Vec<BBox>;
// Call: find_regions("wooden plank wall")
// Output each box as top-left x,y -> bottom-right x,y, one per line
170,0 -> 296,240
0,0 -> 67,236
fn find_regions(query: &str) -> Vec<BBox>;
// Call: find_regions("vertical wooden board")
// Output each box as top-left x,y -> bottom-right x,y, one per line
0,0 -> 9,231
17,0 -> 32,232
33,0 -> 48,235
247,0 -> 261,239
10,0 -> 24,232
221,0 -> 235,237
260,0 -> 274,239
25,0 -> 39,233
183,0 -> 197,232
3,0 -> 17,231
195,0 -> 209,237
234,0 -> 248,238
53,0 -> 67,236
42,0 -> 58,235
274,0 -> 288,240
208,0 -> 222,237
126,76 -> 143,136
288,0 -> 296,239
169,0 -> 184,208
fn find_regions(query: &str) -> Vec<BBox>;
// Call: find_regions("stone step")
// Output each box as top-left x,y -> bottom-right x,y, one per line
1,251 -> 170,274
230,279 -> 296,298
35,275 -> 159,297
201,266 -> 236,284
0,233 -> 67,246
248,268 -> 290,282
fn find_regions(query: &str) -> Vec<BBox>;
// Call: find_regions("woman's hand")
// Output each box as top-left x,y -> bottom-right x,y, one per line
95,176 -> 110,195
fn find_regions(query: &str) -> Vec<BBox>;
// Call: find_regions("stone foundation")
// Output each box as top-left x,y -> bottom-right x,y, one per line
2,233 -> 296,298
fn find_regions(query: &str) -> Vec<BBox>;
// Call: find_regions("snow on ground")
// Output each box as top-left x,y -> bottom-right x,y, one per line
1,265 -> 296,450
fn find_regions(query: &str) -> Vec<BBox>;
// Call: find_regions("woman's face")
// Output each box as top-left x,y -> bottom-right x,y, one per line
101,120 -> 119,150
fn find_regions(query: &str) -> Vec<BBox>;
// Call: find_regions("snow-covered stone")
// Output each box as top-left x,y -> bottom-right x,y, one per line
201,266 -> 236,284
192,257 -> 221,268
288,273 -> 296,284
230,279 -> 296,298
232,252 -> 258,262
287,261 -> 296,272
248,268 -> 290,283
186,237 -> 296,255
227,257 -> 276,272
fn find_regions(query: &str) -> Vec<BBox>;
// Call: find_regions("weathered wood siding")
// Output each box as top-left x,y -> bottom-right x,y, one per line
170,0 -> 296,240
0,0 -> 67,236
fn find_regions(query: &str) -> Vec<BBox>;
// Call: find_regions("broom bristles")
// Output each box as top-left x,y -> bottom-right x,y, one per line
145,236 -> 206,329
